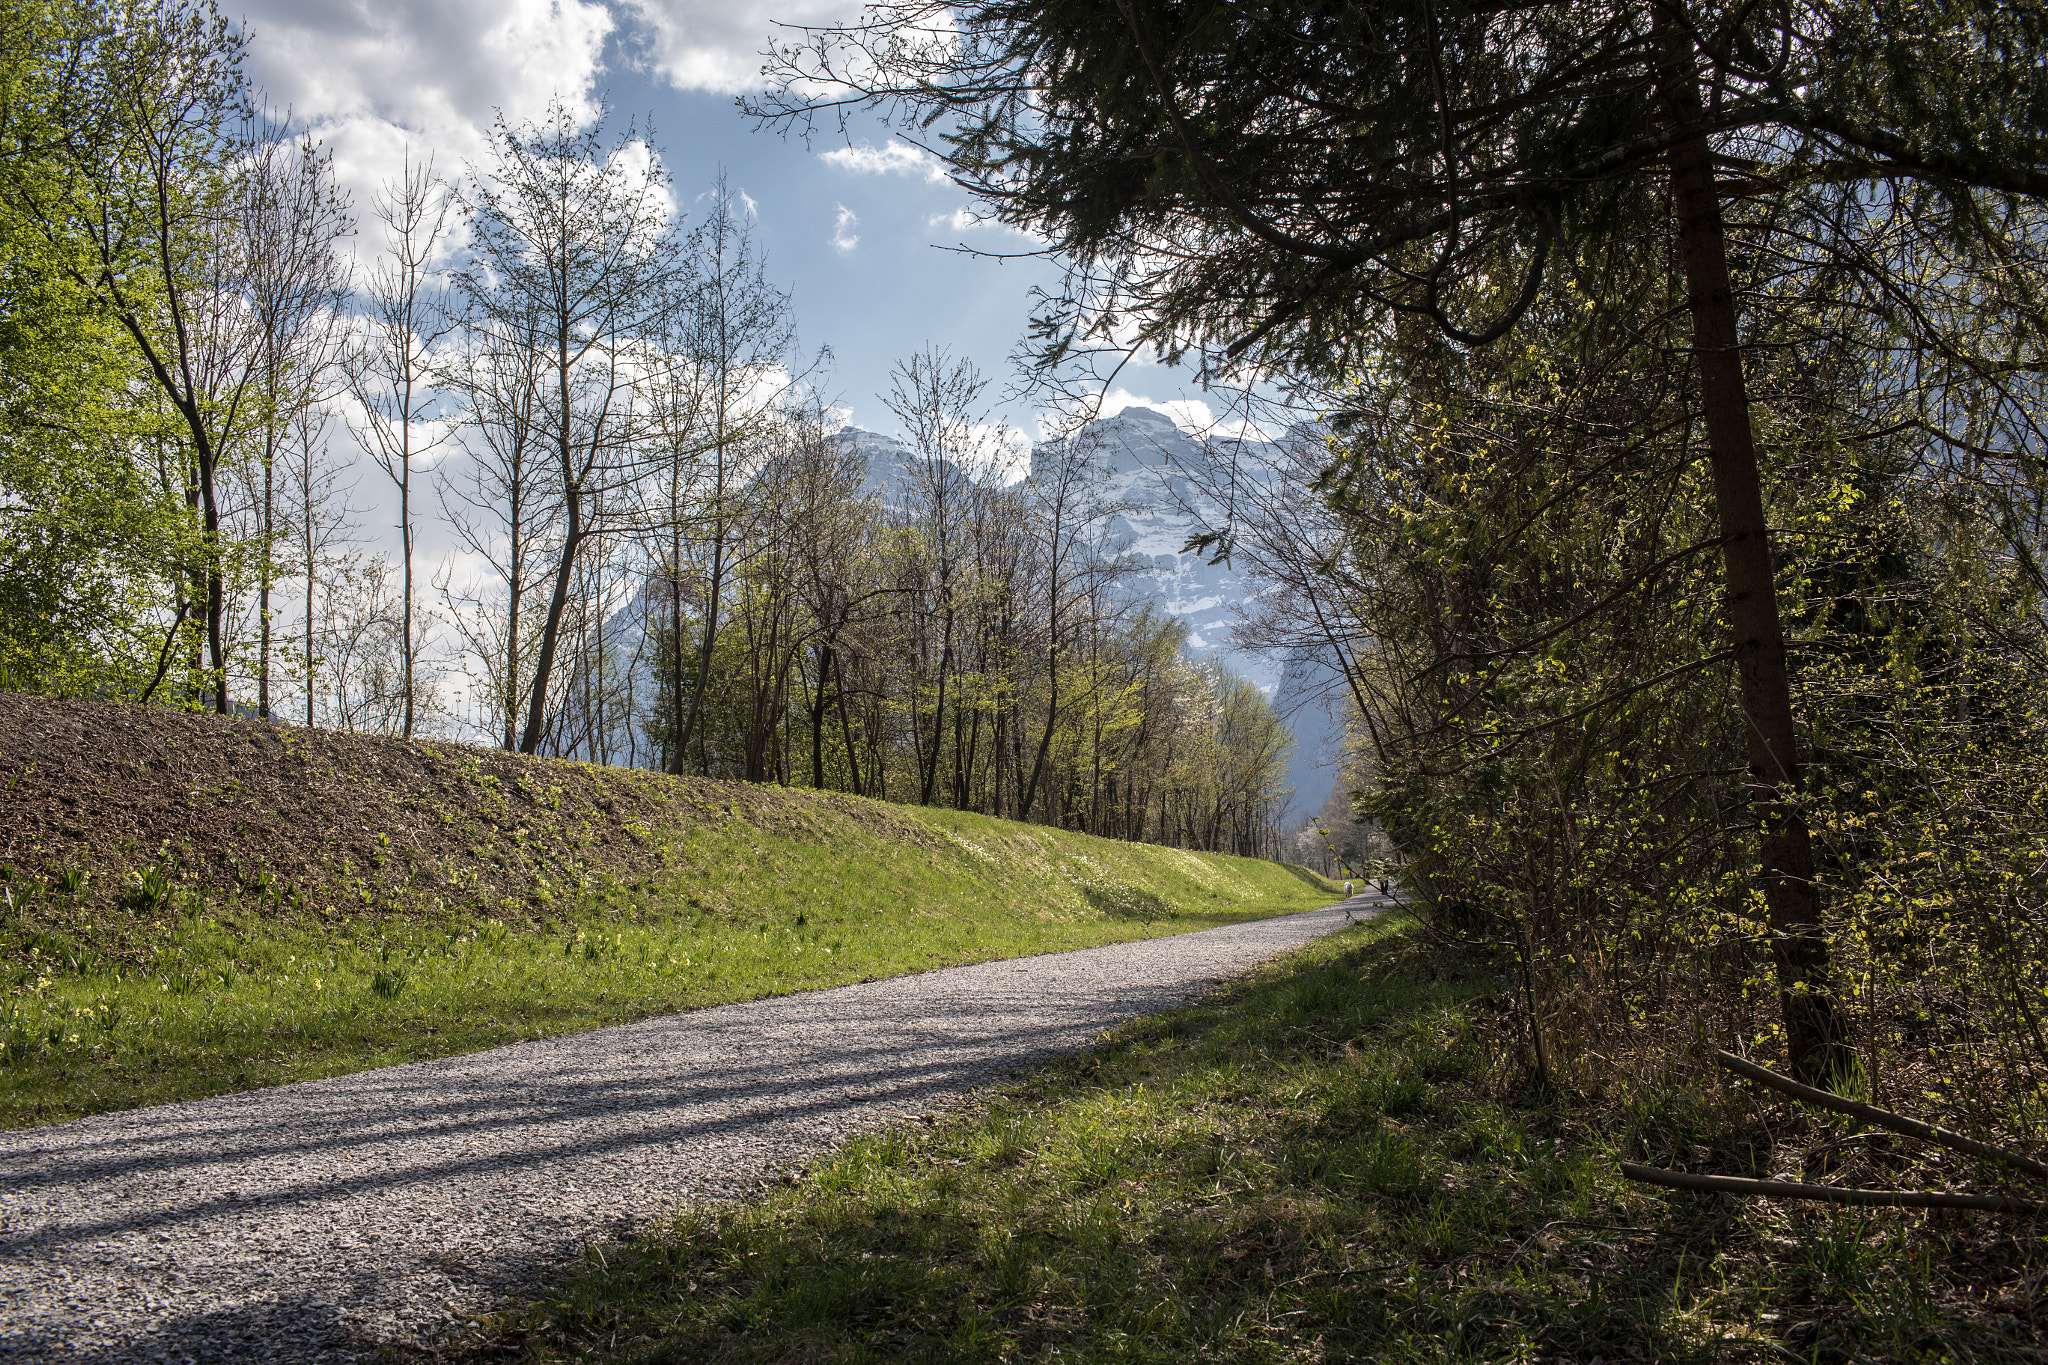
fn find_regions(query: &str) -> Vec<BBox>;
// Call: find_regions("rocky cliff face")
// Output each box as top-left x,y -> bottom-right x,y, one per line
852,407 -> 1266,677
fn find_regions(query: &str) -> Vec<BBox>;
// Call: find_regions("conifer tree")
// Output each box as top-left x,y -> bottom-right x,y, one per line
757,0 -> 2048,1082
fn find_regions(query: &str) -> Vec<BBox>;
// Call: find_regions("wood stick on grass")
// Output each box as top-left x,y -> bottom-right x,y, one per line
1716,1050 -> 2048,1181
1618,1163 -> 2046,1214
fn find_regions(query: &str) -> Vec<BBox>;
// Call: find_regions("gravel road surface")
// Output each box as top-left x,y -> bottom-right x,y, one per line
1,899 -> 1379,1363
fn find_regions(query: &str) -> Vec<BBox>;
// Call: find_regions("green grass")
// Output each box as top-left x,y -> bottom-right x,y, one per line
1,803 -> 1340,1127
474,912 -> 2046,1364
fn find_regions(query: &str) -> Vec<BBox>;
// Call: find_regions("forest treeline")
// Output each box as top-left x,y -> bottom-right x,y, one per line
753,0 -> 2048,1134
0,0 -> 1296,856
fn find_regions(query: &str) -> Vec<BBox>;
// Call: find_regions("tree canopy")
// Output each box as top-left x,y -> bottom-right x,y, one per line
757,0 -> 2048,1084
759,0 -> 2048,380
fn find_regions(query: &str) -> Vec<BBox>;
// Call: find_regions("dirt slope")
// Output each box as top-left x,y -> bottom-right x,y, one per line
0,691 -> 943,946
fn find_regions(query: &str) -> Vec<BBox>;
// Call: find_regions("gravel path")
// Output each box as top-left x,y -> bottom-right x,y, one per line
1,898 -> 1380,1363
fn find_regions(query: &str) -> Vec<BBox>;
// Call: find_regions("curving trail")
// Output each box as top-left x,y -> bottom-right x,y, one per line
0,899 -> 1384,1363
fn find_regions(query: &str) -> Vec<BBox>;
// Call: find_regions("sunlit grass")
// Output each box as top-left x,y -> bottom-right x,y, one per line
1,803 -> 1340,1127
480,912 -> 2044,1365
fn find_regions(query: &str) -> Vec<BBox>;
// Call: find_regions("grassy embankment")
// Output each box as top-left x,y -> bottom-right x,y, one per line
482,911 -> 2044,1365
0,693 -> 1340,1127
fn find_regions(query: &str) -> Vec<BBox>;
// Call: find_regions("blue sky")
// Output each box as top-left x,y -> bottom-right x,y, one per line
238,0 -> 1217,448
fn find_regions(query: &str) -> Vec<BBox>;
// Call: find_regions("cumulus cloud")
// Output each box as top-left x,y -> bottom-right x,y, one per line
925,205 -> 1047,245
822,139 -> 949,182
617,0 -> 863,94
830,203 -> 860,252
606,138 -> 681,234
240,0 -> 614,256
972,423 -> 1035,483
242,0 -> 612,144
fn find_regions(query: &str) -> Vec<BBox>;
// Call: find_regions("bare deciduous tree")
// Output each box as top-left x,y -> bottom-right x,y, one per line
461,101 -> 688,754
344,148 -> 450,738
438,297 -> 554,751
238,115 -> 351,720
658,180 -> 800,775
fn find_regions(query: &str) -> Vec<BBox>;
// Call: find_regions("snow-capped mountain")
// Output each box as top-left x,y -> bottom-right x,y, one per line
834,426 -> 925,508
588,408 -> 1348,820
1028,405 -> 1267,675
845,407 -> 1348,823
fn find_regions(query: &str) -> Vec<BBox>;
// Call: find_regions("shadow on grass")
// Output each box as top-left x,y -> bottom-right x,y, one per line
470,916 -> 2035,1365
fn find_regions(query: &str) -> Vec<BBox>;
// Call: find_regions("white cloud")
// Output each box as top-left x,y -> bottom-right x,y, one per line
241,0 -> 614,259
617,0 -> 863,94
823,139 -> 949,183
738,189 -> 760,218
1100,390 -> 1218,434
244,0 -> 612,146
925,205 -> 1047,245
830,203 -> 859,253
971,423 -> 1034,483
606,138 -> 680,234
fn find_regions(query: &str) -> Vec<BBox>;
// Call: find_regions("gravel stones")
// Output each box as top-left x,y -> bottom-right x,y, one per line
1,901 -> 1368,1362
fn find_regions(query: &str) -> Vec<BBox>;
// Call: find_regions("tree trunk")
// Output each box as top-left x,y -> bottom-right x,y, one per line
1660,37 -> 1853,1086
811,642 -> 831,789
921,608 -> 954,806
669,529 -> 688,774
678,529 -> 725,773
1019,642 -> 1059,822
399,446 -> 414,737
522,330 -> 590,756
520,463 -> 584,755
304,495 -> 317,728
198,445 -> 228,715
258,429 -> 274,722
505,485 -> 524,752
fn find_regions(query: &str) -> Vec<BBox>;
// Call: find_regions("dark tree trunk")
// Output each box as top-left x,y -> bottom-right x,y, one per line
810,643 -> 830,790
1660,31 -> 1853,1086
678,508 -> 727,775
519,438 -> 584,755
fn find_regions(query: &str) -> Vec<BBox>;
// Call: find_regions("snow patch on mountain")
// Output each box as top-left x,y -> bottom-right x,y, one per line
843,406 -> 1348,822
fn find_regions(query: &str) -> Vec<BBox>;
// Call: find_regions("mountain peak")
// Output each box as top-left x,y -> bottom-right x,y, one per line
1105,405 -> 1180,431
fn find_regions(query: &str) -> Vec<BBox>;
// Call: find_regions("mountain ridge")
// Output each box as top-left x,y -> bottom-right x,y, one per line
843,407 -> 1347,823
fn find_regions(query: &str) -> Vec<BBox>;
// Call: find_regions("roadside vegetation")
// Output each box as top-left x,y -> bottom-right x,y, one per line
740,0 -> 2048,1291
0,693 -> 1338,1127
481,913 -> 2044,1364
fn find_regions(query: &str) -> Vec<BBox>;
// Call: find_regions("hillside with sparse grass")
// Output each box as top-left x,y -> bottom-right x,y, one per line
0,691 -> 1340,1127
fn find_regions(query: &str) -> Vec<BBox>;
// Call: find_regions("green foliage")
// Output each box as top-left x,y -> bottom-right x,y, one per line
1321,185 -> 2048,1135
0,0 -> 190,696
120,861 -> 176,916
759,0 -> 2048,382
644,508 -> 1295,855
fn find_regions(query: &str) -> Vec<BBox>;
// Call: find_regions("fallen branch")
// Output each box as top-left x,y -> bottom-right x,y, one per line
1618,1162 -> 2046,1215
1716,1050 -> 2048,1181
